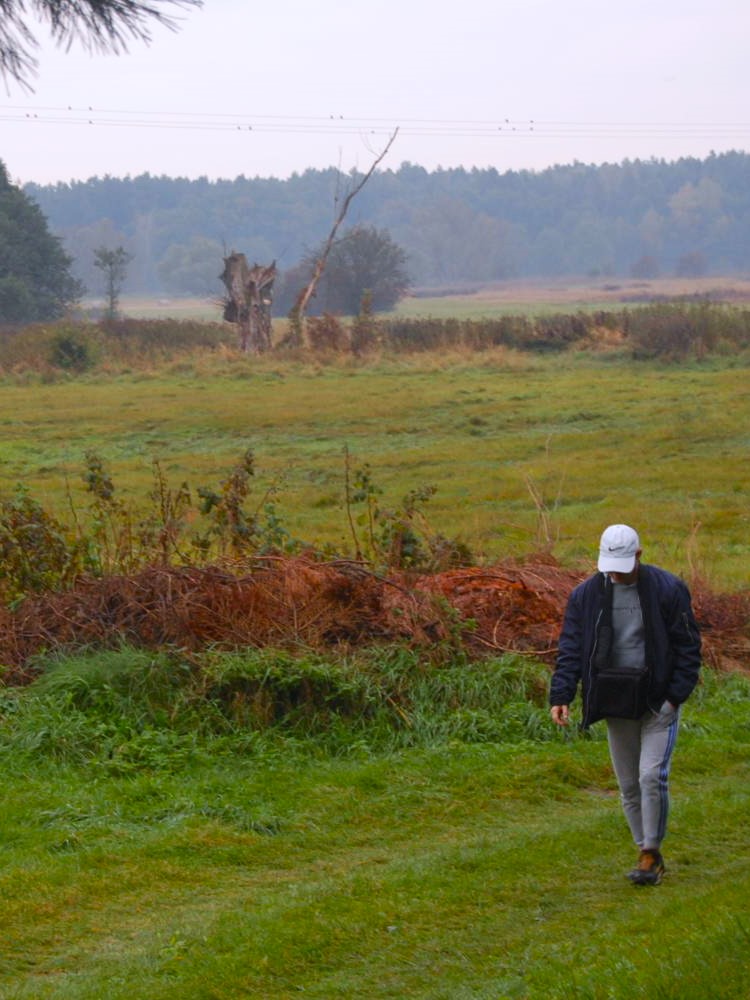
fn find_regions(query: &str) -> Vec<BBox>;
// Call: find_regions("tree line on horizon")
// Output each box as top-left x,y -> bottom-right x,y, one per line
14,149 -> 750,312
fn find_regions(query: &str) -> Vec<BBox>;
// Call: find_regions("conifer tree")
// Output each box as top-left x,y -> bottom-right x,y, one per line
0,0 -> 201,88
0,160 -> 83,322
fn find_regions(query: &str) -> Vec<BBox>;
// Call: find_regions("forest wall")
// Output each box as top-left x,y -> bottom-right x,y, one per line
25,151 -> 750,298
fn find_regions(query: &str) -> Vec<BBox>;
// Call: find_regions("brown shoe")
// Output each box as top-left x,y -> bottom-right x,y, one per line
627,849 -> 665,885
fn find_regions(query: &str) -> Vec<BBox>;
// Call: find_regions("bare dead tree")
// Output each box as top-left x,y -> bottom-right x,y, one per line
219,253 -> 276,354
289,127 -> 399,346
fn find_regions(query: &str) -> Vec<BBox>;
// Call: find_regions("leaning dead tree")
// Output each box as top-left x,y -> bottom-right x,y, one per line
219,253 -> 277,353
289,127 -> 399,346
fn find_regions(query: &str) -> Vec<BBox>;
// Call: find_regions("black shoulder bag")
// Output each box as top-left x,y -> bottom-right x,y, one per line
589,578 -> 649,720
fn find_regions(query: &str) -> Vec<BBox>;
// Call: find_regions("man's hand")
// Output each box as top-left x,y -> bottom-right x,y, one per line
550,704 -> 569,726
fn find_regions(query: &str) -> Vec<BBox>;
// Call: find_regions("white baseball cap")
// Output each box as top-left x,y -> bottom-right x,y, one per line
598,524 -> 640,573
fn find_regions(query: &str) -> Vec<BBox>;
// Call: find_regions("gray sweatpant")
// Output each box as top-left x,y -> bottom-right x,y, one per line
606,702 -> 680,850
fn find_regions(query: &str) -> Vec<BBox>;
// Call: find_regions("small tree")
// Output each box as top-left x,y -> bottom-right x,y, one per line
297,225 -> 411,316
93,245 -> 133,320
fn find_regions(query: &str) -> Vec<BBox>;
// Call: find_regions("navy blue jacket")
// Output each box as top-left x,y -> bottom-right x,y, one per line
550,564 -> 702,727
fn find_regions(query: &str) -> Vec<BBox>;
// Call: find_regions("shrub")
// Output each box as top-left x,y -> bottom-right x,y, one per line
350,291 -> 381,355
624,302 -> 740,360
530,313 -> 594,352
49,331 -> 95,371
305,313 -> 349,352
0,486 -> 81,603
376,314 -> 594,354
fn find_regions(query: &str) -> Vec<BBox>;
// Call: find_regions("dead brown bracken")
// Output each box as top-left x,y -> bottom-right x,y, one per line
0,555 -> 746,686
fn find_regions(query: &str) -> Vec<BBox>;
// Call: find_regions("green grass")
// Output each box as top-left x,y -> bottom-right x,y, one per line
0,655 -> 748,999
395,291 -> 608,320
0,353 -> 748,587
92,297 -> 221,323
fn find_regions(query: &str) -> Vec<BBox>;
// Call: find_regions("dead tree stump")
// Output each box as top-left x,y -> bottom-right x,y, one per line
220,253 -> 276,353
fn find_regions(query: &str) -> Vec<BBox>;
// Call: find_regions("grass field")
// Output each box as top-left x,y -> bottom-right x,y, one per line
0,655 -> 748,999
0,352 -> 748,588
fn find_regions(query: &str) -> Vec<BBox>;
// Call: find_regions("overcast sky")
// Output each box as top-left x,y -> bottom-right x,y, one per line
2,0 -> 748,187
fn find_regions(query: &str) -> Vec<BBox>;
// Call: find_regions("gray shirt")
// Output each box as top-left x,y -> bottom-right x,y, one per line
611,582 -> 645,671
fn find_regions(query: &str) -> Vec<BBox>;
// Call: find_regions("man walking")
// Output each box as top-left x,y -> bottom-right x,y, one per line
550,524 -> 702,885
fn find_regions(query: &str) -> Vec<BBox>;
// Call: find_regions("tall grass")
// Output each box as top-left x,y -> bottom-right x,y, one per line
0,646 -> 555,765
0,319 -> 228,374
2,301 -> 750,377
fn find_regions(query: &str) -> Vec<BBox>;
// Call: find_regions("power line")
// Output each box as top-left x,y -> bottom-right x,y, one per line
2,105 -> 750,140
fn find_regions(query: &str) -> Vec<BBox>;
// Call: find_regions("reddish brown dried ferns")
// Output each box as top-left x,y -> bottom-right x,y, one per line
0,556 -> 746,685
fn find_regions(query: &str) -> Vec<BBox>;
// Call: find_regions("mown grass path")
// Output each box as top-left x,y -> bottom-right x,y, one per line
2,714 -> 748,999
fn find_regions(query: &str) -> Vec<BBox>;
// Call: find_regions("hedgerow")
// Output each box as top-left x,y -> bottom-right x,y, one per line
2,302 -> 750,372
